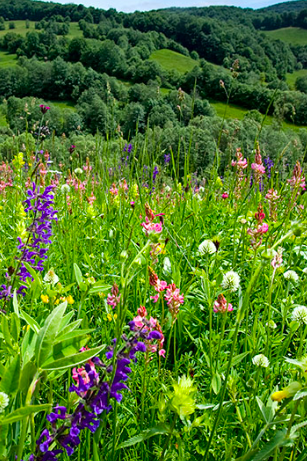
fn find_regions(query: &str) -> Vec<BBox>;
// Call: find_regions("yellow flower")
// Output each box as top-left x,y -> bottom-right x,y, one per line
55,298 -> 60,305
66,295 -> 75,305
107,314 -> 112,322
41,294 -> 49,303
114,314 -> 117,320
271,381 -> 301,402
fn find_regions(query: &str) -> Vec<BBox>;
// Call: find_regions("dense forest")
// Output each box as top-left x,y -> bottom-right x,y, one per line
0,0 -> 306,170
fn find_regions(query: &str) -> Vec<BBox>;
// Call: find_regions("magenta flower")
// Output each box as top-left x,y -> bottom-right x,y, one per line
39,104 -> 50,114
222,192 -> 229,199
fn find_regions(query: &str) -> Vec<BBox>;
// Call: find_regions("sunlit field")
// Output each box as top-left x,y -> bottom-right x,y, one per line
0,104 -> 307,461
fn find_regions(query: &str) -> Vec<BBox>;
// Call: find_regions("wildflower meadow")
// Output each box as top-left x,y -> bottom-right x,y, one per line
0,104 -> 307,461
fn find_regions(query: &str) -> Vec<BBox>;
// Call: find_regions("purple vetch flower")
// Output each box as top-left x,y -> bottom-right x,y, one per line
29,324 -> 162,460
0,183 -> 57,300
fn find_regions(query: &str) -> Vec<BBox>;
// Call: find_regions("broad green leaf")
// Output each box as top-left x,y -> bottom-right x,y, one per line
20,310 -> 40,334
10,313 -> 20,343
293,389 -> 307,401
211,372 -> 221,395
19,361 -> 37,394
13,290 -> 19,317
58,311 -> 75,333
35,302 -> 67,367
21,328 -> 37,363
0,404 -> 51,425
56,329 -> 93,343
74,263 -> 84,286
0,355 -> 20,395
41,344 -> 105,370
1,316 -> 12,349
251,430 -> 289,461
117,424 -> 170,449
231,351 -> 250,367
56,319 -> 83,339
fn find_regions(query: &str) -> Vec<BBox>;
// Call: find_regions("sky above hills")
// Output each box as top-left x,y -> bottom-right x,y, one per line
42,0 -> 296,13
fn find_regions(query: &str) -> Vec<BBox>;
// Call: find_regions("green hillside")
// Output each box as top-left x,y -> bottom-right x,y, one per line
149,49 -> 198,74
263,27 -> 307,45
0,20 -> 83,39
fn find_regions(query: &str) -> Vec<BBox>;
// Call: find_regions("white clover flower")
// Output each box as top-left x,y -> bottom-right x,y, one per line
252,354 -> 270,368
284,270 -> 299,283
221,270 -> 240,292
44,268 -> 59,285
163,257 -> 172,274
0,392 -> 9,413
292,305 -> 307,325
61,184 -> 70,194
198,240 -> 216,256
74,167 -> 83,175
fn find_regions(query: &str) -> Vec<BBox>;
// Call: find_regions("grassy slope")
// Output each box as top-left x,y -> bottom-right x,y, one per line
0,50 -> 17,68
263,27 -> 307,45
0,20 -> 83,39
286,69 -> 307,89
149,49 -> 198,73
210,99 -> 306,131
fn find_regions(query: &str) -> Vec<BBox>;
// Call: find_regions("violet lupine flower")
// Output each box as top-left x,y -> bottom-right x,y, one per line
152,166 -> 159,183
123,143 -> 132,154
0,183 -> 57,300
264,157 -> 274,179
30,325 -> 162,461
164,154 -> 171,165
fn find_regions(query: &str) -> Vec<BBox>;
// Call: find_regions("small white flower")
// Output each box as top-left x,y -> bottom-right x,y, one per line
44,268 -> 59,285
164,185 -> 171,193
221,270 -> 240,292
292,305 -> 307,325
284,270 -> 299,283
252,354 -> 270,368
61,184 -> 70,193
198,186 -> 205,194
198,240 -> 216,256
303,268 -> 307,274
74,167 -> 83,175
0,392 -> 9,413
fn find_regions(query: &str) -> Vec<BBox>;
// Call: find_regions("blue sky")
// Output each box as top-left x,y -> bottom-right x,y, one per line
44,0 -> 296,13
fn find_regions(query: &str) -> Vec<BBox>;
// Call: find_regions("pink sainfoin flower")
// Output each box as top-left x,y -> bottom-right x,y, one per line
288,161 -> 306,190
247,223 -> 269,249
251,143 -> 265,184
232,148 -> 248,202
110,183 -> 118,196
214,294 -> 233,313
164,283 -> 184,323
107,283 -> 121,309
265,188 -> 280,222
119,179 -> 128,192
83,157 -> 92,173
87,192 -> 96,205
222,192 -> 229,199
149,267 -> 167,302
141,203 -> 164,236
